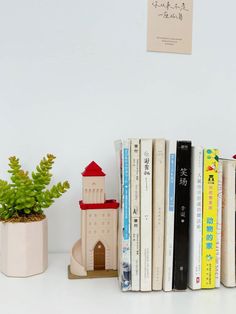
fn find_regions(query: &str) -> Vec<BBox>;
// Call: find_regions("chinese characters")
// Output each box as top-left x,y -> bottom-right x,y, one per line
179,167 -> 188,186
152,1 -> 189,21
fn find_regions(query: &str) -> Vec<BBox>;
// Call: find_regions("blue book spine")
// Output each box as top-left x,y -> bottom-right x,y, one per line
124,147 -> 130,241
121,140 -> 131,291
169,153 -> 176,213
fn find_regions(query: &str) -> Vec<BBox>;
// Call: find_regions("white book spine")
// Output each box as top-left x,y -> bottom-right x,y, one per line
140,139 -> 153,291
163,140 -> 176,292
152,139 -> 165,291
130,139 -> 140,291
188,146 -> 203,290
221,160 -> 236,287
215,160 -> 223,287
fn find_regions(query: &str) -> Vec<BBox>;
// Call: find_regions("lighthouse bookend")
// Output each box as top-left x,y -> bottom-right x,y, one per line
69,161 -> 119,279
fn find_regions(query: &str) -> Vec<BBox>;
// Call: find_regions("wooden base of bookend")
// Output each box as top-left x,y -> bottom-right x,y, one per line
68,266 -> 118,280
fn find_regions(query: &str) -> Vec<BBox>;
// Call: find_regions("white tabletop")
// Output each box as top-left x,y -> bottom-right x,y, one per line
1,254 -> 236,314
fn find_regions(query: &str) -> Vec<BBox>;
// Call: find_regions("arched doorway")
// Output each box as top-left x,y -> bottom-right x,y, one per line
94,241 -> 105,270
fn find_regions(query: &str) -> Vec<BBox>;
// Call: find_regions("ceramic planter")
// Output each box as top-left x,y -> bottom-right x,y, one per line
0,218 -> 48,277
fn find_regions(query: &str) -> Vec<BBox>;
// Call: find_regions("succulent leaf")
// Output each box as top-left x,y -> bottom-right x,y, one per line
0,154 -> 70,220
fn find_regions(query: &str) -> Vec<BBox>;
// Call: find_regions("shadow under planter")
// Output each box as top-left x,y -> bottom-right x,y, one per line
0,218 -> 48,277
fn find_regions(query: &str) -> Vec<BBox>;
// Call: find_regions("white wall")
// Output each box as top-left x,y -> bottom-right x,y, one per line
0,0 -> 235,252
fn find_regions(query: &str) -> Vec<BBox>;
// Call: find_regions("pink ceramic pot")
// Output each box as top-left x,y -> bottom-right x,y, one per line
0,218 -> 48,277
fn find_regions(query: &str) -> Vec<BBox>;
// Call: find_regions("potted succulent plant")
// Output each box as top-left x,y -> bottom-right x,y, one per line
0,154 -> 70,277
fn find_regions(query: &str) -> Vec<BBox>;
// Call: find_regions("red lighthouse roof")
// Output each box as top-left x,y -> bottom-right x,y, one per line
82,161 -> 106,177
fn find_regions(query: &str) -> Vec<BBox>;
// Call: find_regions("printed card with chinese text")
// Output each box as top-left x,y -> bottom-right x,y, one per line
147,0 -> 193,54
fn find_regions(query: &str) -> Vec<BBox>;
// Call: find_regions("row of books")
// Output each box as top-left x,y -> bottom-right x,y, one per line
114,139 -> 236,291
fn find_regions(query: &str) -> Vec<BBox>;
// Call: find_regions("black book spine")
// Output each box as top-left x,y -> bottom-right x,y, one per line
172,141 -> 192,290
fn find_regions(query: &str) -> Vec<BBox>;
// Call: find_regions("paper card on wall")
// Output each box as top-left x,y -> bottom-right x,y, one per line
147,0 -> 193,54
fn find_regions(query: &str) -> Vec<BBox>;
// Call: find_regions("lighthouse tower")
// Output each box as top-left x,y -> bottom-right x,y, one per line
70,161 -> 119,277
82,161 -> 105,204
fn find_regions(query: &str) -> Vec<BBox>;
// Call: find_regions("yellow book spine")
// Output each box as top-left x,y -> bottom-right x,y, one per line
201,148 -> 219,288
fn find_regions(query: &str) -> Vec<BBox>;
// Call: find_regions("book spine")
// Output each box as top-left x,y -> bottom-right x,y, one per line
201,148 -> 219,289
121,140 -> 131,291
215,160 -> 223,287
152,139 -> 165,291
221,160 -> 236,287
114,140 -> 123,290
173,141 -> 192,290
188,146 -> 203,290
130,139 -> 140,291
163,141 -> 176,292
140,139 -> 153,291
